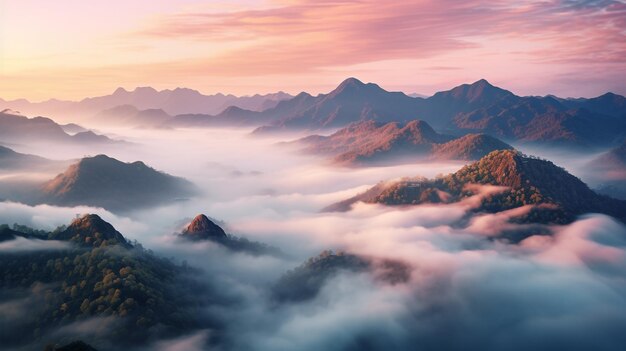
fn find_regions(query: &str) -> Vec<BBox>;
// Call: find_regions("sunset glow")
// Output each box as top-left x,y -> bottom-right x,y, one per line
1,0 -> 625,100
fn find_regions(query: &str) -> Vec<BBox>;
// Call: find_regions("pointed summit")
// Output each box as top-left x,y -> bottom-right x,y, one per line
181,214 -> 227,240
328,77 -> 386,98
52,214 -> 131,248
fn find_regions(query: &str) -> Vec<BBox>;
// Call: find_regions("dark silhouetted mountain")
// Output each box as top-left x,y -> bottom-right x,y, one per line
559,92 -> 626,118
0,87 -> 292,121
326,150 -> 626,225
250,78 -> 626,146
293,120 -> 512,165
0,110 -> 120,145
0,215 -> 220,350
41,155 -> 196,213
178,213 -> 283,256
272,250 -> 409,303
50,214 -> 131,248
254,77 -> 424,133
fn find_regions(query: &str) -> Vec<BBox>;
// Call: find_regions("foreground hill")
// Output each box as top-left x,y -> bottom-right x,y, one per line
41,155 -> 195,212
0,110 -> 121,145
326,150 -> 626,225
293,120 -> 513,165
178,214 -> 283,256
0,214 -> 220,350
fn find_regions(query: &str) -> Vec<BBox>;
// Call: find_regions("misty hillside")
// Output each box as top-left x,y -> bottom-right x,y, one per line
326,150 -> 626,225
41,155 -> 196,212
0,110 -> 120,145
93,105 -> 171,128
0,214 -> 221,350
178,214 -> 283,256
0,145 -> 68,172
272,250 -> 409,303
293,119 -> 513,165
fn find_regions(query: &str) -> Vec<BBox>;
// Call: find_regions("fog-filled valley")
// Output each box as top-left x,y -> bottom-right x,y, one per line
2,99 -> 626,350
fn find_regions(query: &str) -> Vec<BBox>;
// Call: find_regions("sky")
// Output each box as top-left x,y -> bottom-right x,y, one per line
0,0 -> 625,101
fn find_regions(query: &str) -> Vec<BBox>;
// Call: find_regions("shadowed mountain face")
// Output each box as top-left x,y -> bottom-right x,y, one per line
244,78 -> 624,146
0,110 -> 119,145
326,150 -> 626,225
41,155 -> 196,213
293,120 -> 513,166
46,341 -> 98,351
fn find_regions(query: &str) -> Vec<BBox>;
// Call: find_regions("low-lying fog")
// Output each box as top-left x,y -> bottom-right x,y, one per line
1,125 -> 625,351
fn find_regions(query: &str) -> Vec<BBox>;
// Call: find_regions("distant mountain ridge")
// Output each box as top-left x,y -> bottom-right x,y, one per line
0,87 -> 292,121
293,119 -> 513,165
0,109 -> 121,145
168,77 -> 626,147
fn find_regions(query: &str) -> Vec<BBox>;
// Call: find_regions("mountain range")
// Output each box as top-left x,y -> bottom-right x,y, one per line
166,77 -> 626,147
3,78 -> 625,147
0,109 -> 120,145
0,87 -> 292,121
326,150 -> 626,229
292,119 -> 513,166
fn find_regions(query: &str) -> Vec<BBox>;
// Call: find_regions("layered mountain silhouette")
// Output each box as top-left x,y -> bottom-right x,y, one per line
92,105 -> 171,128
254,78 -> 626,146
0,145 -> 69,172
0,110 -> 120,145
293,119 -> 513,165
326,150 -> 626,225
178,214 -> 282,256
40,155 -> 195,212
0,87 -> 292,121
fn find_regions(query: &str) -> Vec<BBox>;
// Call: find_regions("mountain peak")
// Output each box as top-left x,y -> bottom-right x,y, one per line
112,87 -> 128,95
181,214 -> 227,240
328,77 -> 384,98
53,214 -> 131,248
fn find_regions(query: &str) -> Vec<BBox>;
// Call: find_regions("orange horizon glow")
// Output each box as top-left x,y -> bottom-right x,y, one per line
1,0 -> 625,101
